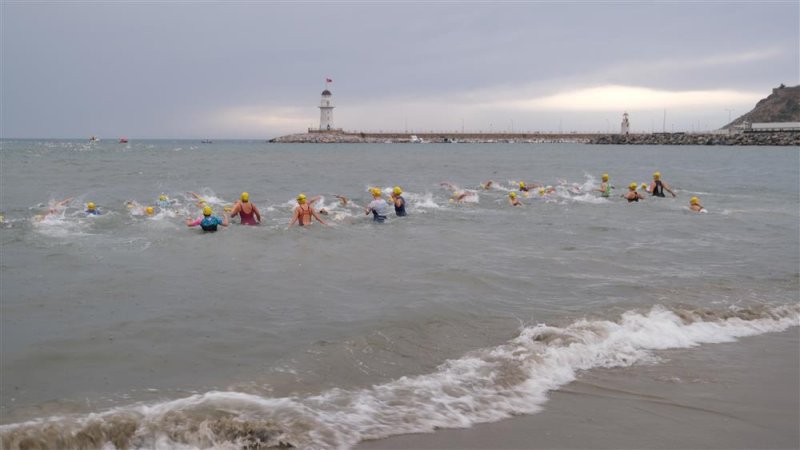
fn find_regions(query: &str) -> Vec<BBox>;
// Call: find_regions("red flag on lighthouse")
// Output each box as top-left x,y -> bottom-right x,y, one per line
326,78 -> 333,83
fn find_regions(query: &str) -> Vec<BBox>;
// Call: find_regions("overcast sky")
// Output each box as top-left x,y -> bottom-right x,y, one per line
3,1 -> 798,138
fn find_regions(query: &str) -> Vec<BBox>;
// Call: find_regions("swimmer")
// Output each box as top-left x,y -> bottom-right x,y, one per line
648,172 -> 676,198
145,206 -> 155,216
594,173 -> 612,197
508,191 -> 522,206
288,194 -> 327,228
364,188 -> 390,223
334,194 -> 349,206
481,180 -> 494,190
37,197 -> 73,221
390,186 -> 407,217
623,182 -> 645,202
187,191 -> 209,207
229,192 -> 261,225
186,205 -> 228,232
85,202 -> 102,215
156,194 -> 173,208
689,196 -> 706,212
538,186 -> 557,196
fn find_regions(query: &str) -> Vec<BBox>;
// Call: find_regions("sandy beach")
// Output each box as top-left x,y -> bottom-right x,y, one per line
359,329 -> 799,450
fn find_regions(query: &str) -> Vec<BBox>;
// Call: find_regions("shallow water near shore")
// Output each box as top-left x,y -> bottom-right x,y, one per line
1,140 -> 798,449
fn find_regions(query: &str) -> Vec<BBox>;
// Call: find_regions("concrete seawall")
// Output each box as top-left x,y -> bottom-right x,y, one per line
269,131 -> 800,146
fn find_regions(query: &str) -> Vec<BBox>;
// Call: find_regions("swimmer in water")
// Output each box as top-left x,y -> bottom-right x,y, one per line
186,205 -> 228,232
85,202 -> 102,215
594,173 -> 612,198
289,194 -> 327,228
689,196 -> 706,212
648,172 -> 676,198
441,182 -> 475,203
145,206 -> 155,216
38,197 -> 73,220
481,180 -> 494,190
156,194 -> 173,208
364,188 -> 390,223
390,186 -> 407,217
623,182 -> 645,202
229,192 -> 261,225
508,191 -> 522,206
187,191 -> 210,207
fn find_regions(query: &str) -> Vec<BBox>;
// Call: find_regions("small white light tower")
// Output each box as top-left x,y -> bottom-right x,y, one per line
319,81 -> 334,131
620,112 -> 630,135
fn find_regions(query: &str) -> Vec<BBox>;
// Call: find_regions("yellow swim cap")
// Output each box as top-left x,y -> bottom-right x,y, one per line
653,171 -> 661,180
509,191 -> 517,198
602,173 -> 609,181
203,206 -> 212,216
393,186 -> 402,195
538,188 -> 546,195
641,183 -> 647,189
519,181 -> 526,188
159,194 -> 167,201
690,196 -> 699,204
87,202 -> 96,210
146,206 -> 154,215
629,182 -> 638,191
370,188 -> 382,197
241,192 -> 249,202
297,193 -> 307,204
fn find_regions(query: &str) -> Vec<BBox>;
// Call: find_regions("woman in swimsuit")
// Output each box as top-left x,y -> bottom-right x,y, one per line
229,192 -> 261,225
288,193 -> 327,228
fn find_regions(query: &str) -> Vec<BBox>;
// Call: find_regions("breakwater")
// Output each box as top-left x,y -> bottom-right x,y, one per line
269,130 -> 799,145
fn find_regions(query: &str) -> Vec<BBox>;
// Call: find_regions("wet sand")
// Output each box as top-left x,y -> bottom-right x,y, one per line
358,329 -> 799,450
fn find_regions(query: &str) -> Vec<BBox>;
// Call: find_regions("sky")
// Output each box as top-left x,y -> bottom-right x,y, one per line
2,1 -> 798,138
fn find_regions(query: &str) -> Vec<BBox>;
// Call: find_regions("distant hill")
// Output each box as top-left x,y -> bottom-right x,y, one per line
723,84 -> 800,129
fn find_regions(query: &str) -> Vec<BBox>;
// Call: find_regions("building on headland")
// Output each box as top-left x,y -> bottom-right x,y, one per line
620,112 -> 630,135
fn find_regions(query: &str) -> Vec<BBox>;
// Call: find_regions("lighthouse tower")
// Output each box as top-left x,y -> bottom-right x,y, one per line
620,112 -> 630,135
319,89 -> 334,131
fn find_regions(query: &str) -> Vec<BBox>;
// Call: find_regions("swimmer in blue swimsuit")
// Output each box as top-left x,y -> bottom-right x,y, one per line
85,202 -> 102,215
186,206 -> 229,232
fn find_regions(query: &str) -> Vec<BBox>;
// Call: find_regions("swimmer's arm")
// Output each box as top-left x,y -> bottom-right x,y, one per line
221,213 -> 229,227
308,196 -> 322,206
311,208 -> 327,225
186,217 -> 201,227
662,182 -> 677,197
229,202 -> 241,217
56,198 -> 73,207
253,205 -> 262,223
288,208 -> 300,228
334,195 -> 348,205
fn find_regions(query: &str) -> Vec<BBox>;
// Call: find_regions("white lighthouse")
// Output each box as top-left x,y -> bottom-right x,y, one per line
620,112 -> 630,135
319,89 -> 334,131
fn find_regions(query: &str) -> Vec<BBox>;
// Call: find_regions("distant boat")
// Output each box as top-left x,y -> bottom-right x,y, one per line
89,136 -> 100,142
409,135 -> 424,144
201,139 -> 213,144
119,137 -> 129,143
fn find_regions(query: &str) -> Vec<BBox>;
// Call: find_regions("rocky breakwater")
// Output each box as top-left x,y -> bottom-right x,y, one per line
269,132 -> 388,144
591,132 -> 800,146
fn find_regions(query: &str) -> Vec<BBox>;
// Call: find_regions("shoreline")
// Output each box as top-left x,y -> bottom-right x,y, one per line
357,329 -> 799,450
269,131 -> 800,145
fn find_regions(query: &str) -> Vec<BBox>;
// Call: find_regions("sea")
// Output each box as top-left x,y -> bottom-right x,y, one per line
0,140 -> 798,449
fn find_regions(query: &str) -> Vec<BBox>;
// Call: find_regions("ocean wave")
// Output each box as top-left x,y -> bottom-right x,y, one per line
2,303 -> 797,450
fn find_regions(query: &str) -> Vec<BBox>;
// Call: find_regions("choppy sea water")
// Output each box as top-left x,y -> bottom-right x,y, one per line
0,140 -> 798,449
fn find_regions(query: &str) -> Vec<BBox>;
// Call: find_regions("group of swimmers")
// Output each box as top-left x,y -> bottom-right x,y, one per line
500,171 -> 704,212
29,170 -> 704,232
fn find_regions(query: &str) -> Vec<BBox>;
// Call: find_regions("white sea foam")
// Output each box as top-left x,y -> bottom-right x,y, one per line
2,304 -> 797,450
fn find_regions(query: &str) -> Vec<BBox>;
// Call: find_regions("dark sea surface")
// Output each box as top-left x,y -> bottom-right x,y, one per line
1,140 -> 797,449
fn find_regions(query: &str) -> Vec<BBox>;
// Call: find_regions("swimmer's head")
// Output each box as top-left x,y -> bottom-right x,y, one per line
519,181 -> 526,188
126,202 -> 135,209
203,206 -> 212,216
241,192 -> 249,202
370,188 -> 382,198
393,186 -> 403,195
641,183 -> 648,189
508,192 -> 517,198
297,193 -> 307,204
87,202 -> 96,211
653,171 -> 661,180
145,206 -> 154,216
690,196 -> 699,205
602,173 -> 609,182
538,188 -> 546,196
629,182 -> 638,191
159,194 -> 167,202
